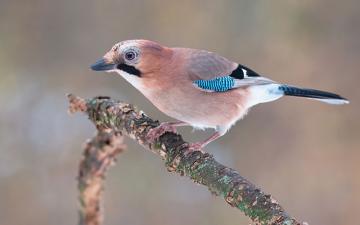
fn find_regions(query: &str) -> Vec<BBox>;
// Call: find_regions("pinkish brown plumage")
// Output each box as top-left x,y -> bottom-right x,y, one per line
91,39 -> 348,151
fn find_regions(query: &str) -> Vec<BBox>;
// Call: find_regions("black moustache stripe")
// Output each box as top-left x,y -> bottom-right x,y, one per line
117,64 -> 141,77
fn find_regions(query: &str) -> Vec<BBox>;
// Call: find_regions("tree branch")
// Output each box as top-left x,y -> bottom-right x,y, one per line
78,131 -> 126,225
68,94 -> 306,225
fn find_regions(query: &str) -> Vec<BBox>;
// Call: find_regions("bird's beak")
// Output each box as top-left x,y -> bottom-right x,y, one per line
91,58 -> 115,71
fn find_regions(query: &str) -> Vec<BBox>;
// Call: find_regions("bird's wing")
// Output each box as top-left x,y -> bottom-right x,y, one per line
187,49 -> 274,92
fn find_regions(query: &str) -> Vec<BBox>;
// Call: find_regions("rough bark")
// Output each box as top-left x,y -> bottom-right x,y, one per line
78,131 -> 126,225
68,94 -> 306,225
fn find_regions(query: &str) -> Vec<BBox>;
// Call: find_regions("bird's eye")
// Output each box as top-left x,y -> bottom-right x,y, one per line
125,50 -> 137,61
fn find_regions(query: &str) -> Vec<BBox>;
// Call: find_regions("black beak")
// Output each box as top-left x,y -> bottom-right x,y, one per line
91,58 -> 115,71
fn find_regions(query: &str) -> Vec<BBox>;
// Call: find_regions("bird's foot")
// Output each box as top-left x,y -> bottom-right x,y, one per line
183,142 -> 205,155
146,122 -> 177,142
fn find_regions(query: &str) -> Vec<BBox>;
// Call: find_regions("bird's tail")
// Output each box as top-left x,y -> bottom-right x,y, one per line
279,85 -> 349,105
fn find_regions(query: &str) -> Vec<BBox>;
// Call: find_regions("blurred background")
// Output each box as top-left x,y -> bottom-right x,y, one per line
0,0 -> 359,224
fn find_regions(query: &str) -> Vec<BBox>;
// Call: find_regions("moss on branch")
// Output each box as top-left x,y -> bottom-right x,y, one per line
68,94 -> 305,225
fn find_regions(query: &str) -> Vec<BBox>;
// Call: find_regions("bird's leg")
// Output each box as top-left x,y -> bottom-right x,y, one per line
186,132 -> 222,153
146,121 -> 189,142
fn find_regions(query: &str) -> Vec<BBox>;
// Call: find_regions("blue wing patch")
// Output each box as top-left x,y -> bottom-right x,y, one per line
193,76 -> 235,92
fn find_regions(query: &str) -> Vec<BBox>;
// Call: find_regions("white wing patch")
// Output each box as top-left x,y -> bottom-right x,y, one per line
241,68 -> 248,78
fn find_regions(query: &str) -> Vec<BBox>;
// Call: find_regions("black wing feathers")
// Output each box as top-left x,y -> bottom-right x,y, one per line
229,64 -> 261,80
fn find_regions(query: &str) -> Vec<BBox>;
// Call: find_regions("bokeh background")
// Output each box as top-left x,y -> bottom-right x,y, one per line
0,0 -> 359,224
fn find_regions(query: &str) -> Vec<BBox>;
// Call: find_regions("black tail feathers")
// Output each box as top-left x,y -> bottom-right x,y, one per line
279,85 -> 349,105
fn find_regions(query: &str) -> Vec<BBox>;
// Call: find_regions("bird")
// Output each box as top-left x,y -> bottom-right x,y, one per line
91,39 -> 349,152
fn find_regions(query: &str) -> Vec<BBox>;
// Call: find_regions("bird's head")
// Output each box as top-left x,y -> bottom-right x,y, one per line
91,40 -> 171,78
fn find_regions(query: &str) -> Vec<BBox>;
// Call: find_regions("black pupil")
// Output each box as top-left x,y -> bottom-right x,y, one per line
125,51 -> 135,60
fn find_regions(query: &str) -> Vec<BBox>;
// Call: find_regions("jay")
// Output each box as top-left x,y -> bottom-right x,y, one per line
91,40 -> 348,151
